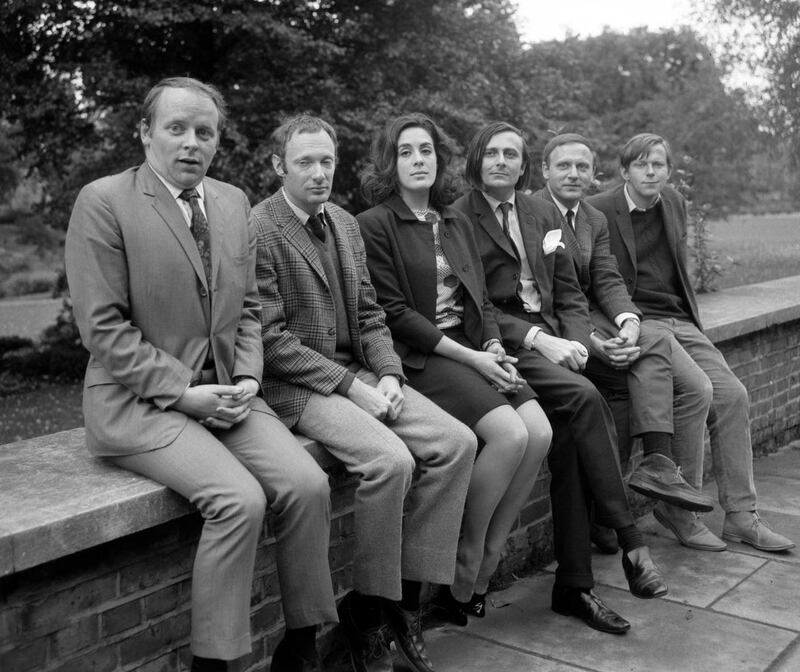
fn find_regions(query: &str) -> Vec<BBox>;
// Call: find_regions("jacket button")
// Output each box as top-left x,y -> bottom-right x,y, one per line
444,231 -> 450,238
328,327 -> 335,335
513,273 -> 518,280
200,288 -> 208,297
463,264 -> 469,271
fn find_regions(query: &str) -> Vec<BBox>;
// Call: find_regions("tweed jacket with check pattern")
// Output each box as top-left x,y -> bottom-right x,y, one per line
252,189 -> 404,428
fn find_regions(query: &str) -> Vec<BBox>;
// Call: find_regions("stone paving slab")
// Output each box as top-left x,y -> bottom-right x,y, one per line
425,574 -> 796,672
712,559 -> 800,631
589,533 -> 767,609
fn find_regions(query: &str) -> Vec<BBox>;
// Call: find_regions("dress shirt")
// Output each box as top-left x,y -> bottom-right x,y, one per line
149,164 -> 208,226
282,187 -> 326,229
481,191 -> 543,350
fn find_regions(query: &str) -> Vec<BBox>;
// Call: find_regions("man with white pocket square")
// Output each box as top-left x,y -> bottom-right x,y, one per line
453,121 -> 667,636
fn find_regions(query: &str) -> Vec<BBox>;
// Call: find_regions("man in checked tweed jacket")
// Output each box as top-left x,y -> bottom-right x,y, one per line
251,115 -> 475,672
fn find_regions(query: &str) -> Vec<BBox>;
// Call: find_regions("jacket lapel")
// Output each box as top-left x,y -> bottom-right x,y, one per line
140,163 -> 209,290
514,194 -> 548,289
614,185 -> 638,273
204,183 -> 224,292
471,191 -> 517,261
272,193 -> 330,291
328,209 -> 359,329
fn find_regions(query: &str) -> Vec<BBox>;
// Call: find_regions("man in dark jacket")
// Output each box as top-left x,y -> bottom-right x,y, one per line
534,132 -> 714,519
589,132 -> 794,553
454,121 -> 668,637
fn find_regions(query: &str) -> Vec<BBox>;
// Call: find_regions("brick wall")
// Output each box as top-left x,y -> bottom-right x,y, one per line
1,462 -> 550,672
3,286 -> 799,671
715,318 -> 800,456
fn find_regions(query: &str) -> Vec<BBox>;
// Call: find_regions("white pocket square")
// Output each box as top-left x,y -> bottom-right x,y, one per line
543,229 -> 565,255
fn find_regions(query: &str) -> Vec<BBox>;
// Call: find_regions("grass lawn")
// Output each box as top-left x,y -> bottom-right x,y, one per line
1,212 -> 798,446
693,212 -> 800,290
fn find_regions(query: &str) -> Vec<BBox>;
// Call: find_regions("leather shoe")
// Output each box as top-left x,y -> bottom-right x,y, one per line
723,511 -> 796,552
385,603 -> 436,672
468,592 -> 486,618
431,585 -> 468,626
628,453 -> 715,512
654,502 -> 727,551
270,637 -> 321,672
551,584 -> 630,634
622,546 -> 668,599
336,591 -> 393,672
590,521 -> 619,554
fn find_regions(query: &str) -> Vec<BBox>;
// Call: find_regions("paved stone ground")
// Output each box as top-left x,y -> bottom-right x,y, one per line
410,443 -> 800,672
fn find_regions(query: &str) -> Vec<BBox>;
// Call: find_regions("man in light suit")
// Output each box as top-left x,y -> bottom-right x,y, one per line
251,115 -> 475,672
533,133 -> 714,521
65,78 -> 338,672
454,121 -> 667,637
588,132 -> 794,553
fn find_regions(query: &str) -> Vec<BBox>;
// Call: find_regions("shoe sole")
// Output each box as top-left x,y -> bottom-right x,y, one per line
551,604 -> 630,635
653,508 -> 727,552
721,531 -> 796,552
629,477 -> 715,512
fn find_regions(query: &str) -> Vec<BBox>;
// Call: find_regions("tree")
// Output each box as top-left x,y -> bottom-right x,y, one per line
522,27 -> 766,213
1,0 -> 530,221
703,0 -> 800,167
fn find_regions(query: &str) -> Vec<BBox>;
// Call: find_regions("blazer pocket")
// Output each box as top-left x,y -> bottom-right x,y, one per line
232,250 -> 251,265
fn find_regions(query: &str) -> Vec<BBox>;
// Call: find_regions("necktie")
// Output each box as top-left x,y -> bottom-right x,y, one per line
498,202 -> 520,260
178,188 -> 212,288
565,209 -> 575,230
307,212 -> 327,242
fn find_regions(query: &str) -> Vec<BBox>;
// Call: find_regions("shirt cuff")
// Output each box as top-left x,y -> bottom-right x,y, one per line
482,338 -> 502,351
614,312 -> 640,328
335,371 -> 356,396
523,326 -> 541,350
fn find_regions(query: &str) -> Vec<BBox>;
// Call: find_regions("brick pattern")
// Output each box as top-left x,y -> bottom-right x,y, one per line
715,318 -> 800,456
2,319 -> 797,671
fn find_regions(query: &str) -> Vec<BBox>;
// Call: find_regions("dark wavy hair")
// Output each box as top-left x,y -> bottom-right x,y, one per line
619,132 -> 673,170
464,121 -> 531,191
360,113 -> 459,209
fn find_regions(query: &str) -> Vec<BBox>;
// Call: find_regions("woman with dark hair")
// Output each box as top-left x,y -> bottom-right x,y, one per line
356,113 -> 552,624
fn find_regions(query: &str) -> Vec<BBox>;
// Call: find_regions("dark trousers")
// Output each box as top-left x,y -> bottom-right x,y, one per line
513,348 -> 633,589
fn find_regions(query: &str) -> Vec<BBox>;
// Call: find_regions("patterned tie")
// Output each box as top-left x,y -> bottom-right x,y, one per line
178,188 -> 212,288
498,202 -> 520,261
307,211 -> 327,242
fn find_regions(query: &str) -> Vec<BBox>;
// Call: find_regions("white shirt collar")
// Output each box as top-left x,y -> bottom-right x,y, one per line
624,183 -> 661,213
148,163 -> 206,202
282,187 -> 326,225
546,186 -> 580,223
481,190 -> 516,216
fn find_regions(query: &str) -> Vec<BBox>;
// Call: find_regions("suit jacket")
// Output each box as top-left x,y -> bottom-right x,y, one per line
587,184 -> 702,329
252,189 -> 403,428
532,187 -> 639,327
65,162 -> 260,456
356,194 -> 501,369
452,188 -> 591,350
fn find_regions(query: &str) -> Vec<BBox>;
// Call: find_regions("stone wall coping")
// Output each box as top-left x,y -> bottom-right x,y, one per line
0,428 -> 337,577
697,275 -> 800,342
3,274 -> 800,577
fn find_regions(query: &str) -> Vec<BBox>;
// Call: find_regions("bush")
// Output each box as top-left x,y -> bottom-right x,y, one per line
0,269 -> 59,297
0,297 -> 88,391
0,335 -> 34,359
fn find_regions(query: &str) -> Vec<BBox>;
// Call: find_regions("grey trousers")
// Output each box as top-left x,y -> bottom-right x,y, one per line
297,366 -> 477,601
647,318 -> 757,513
111,398 -> 338,660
